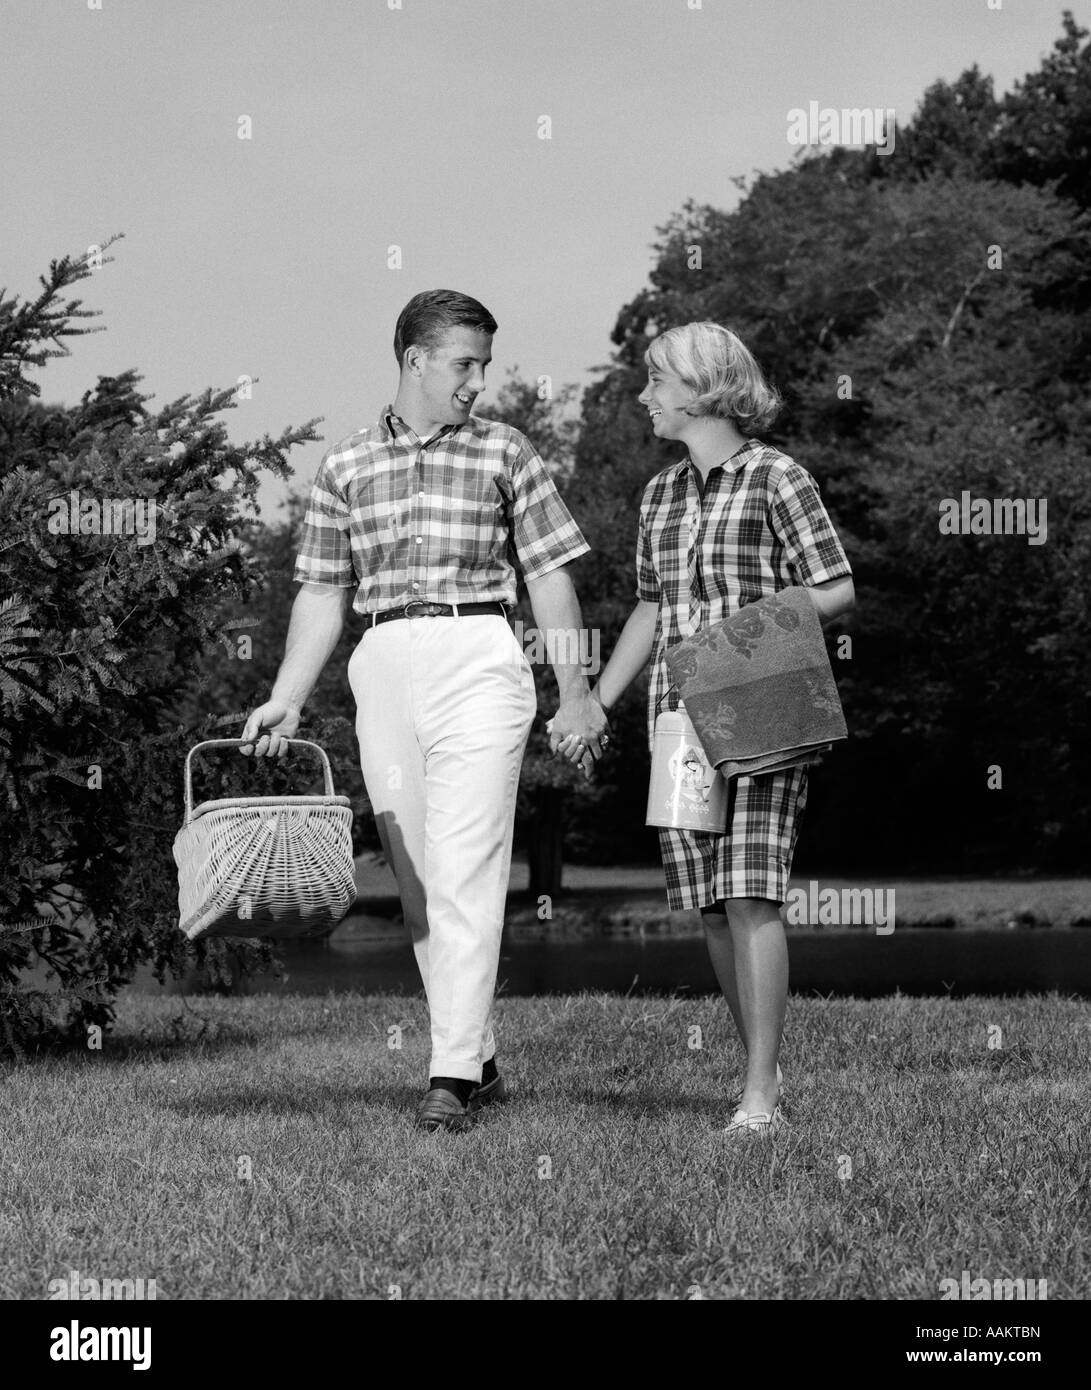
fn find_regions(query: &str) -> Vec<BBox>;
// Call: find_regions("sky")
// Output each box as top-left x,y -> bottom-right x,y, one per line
2,0 -> 1086,515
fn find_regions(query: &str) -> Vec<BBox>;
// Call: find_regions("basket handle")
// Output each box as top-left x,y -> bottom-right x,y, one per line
183,738 -> 337,822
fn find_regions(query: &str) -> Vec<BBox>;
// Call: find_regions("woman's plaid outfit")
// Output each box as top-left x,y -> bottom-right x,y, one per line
638,440 -> 852,910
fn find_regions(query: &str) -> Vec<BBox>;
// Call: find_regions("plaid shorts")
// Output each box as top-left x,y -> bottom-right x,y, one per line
659,765 -> 808,911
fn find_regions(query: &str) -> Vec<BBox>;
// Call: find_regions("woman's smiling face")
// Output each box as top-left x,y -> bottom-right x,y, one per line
638,363 -> 697,440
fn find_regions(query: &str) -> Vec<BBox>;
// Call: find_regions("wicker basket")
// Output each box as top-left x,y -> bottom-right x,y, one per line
173,738 -> 357,942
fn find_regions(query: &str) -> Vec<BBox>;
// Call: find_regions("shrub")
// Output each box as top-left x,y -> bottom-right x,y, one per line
0,240 -> 321,1055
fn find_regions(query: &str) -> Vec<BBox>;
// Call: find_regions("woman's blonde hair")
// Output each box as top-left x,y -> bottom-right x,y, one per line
645,321 -> 782,433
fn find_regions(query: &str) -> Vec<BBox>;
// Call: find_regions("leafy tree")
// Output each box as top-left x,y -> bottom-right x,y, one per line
826,177 -> 1091,867
869,12 -> 1091,218
549,12 -> 1091,872
893,67 -> 1002,182
567,150 -> 1091,869
991,11 -> 1091,209
0,242 -> 321,1055
484,373 -> 618,894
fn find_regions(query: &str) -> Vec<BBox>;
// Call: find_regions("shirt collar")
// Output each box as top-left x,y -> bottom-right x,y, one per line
672,438 -> 763,489
381,404 -> 487,444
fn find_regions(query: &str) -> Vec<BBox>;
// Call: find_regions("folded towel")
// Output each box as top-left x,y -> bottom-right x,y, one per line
718,744 -> 833,781
664,587 -> 846,778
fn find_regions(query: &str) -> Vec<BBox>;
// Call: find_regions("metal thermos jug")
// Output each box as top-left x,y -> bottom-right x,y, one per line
646,705 -> 728,832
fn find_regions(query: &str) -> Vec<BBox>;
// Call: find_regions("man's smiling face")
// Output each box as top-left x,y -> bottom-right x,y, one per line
416,327 -> 493,430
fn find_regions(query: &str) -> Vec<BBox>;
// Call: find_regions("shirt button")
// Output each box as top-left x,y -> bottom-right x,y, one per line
413,582 -> 420,590
418,490 -> 424,497
415,536 -> 423,544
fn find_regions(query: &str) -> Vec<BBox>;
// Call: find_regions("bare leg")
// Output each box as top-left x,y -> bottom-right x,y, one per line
725,897 -> 787,1116
700,903 -> 748,1055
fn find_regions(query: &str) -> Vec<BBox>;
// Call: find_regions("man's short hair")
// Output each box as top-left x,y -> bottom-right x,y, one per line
393,290 -> 498,367
645,321 -> 782,433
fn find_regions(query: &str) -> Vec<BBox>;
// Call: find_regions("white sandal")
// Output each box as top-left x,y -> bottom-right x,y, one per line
724,1103 -> 786,1135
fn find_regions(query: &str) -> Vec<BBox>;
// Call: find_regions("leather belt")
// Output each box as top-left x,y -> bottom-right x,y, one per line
367,600 -> 509,629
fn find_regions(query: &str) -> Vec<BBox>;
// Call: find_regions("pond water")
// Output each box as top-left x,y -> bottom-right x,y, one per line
131,927 -> 1091,998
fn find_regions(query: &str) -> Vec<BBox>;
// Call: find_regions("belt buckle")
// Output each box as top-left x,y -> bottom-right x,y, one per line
403,600 -> 440,618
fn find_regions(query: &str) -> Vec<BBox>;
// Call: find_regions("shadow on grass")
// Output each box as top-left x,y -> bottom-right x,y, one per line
567,1088 -> 723,1116
93,1018 -> 354,1065
514,1072 -> 724,1116
160,1079 -> 418,1117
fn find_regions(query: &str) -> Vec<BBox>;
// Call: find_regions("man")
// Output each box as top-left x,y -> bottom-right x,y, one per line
241,289 -> 608,1131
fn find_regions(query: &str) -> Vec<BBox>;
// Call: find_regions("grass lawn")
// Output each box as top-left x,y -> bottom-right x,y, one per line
2,991 -> 1088,1300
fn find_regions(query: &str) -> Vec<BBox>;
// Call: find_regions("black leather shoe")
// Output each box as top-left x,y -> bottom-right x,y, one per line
468,1073 -> 508,1110
415,1087 -> 473,1132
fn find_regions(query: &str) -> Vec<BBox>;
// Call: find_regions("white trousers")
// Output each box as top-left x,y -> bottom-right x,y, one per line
348,615 -> 536,1080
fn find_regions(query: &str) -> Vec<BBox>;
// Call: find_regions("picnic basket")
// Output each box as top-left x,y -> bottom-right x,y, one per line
173,737 -> 356,942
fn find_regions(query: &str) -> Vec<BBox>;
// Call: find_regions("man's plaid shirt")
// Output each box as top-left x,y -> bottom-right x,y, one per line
637,439 -> 852,747
293,406 -> 589,611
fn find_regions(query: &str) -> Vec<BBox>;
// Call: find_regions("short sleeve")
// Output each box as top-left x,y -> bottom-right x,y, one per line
769,463 -> 852,587
636,509 -> 660,601
508,435 -> 590,580
293,455 -> 358,587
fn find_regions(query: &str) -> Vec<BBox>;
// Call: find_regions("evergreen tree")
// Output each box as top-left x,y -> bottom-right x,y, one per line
0,242 -> 321,1055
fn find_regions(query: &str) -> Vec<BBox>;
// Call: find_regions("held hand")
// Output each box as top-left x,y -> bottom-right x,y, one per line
239,700 -> 301,759
545,718 -> 596,780
547,692 -> 610,778
548,694 -> 609,756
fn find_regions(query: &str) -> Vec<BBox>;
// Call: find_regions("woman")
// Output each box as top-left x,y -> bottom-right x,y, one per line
559,321 -> 854,1134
